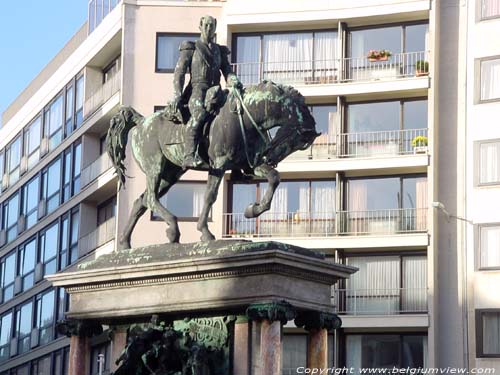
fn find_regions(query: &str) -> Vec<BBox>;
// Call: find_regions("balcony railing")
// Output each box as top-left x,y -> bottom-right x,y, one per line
232,51 -> 428,86
333,288 -> 428,315
78,216 -> 116,257
80,153 -> 114,188
83,71 -> 121,119
222,208 -> 426,238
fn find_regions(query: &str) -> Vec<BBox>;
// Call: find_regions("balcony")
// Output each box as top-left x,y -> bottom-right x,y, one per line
333,288 -> 428,315
80,153 -> 113,188
285,128 -> 428,161
232,51 -> 428,87
78,216 -> 116,257
223,208 -> 427,238
83,70 -> 121,119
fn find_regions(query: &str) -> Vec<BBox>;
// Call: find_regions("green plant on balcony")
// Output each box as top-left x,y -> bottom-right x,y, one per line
367,49 -> 392,62
412,135 -> 428,154
416,60 -> 429,76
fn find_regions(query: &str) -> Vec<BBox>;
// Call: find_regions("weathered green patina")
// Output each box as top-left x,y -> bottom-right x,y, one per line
246,301 -> 297,325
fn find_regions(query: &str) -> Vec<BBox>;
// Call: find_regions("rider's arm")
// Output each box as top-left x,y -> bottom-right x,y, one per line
219,45 -> 240,88
173,41 -> 195,102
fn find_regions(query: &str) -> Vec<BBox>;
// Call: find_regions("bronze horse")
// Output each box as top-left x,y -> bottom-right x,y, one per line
107,81 -> 319,249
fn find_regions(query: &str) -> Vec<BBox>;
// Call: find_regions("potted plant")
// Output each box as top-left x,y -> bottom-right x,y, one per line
367,49 -> 392,62
416,60 -> 429,76
412,135 -> 428,154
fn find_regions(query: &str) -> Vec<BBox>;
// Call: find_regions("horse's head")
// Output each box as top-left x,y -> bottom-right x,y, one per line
255,82 -> 320,166
111,106 -> 142,129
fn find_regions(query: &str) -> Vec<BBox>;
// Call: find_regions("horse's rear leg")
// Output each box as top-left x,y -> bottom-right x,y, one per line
118,192 -> 147,250
197,170 -> 224,241
244,165 -> 280,218
146,176 -> 180,243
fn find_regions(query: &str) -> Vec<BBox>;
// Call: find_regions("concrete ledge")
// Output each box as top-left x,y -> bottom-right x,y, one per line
340,314 -> 429,328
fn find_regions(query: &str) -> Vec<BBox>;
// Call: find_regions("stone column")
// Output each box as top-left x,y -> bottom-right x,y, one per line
233,316 -> 250,375
295,311 -> 342,371
57,319 -> 104,375
246,301 -> 297,375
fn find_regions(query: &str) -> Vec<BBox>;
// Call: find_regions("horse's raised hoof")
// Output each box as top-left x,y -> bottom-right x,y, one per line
166,227 -> 180,243
117,238 -> 132,251
244,203 -> 260,219
200,231 -> 216,242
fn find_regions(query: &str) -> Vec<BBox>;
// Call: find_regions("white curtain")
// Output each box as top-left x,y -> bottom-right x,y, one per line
346,335 -> 362,373
348,180 -> 368,234
402,256 -> 427,311
481,59 -> 500,100
236,36 -> 261,85
266,184 -> 288,220
192,185 -> 205,217
480,226 -> 500,268
314,31 -> 338,81
483,312 -> 500,354
482,0 -> 500,18
262,33 -> 313,83
299,184 -> 310,216
480,142 -> 500,184
312,182 -> 335,219
416,177 -> 428,230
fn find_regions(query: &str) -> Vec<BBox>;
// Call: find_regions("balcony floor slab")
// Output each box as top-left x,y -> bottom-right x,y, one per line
339,314 -> 429,329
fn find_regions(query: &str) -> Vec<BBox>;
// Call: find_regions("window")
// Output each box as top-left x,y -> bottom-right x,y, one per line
156,33 -> 198,73
88,0 -> 118,33
11,364 -> 29,375
19,238 -> 37,292
282,334 -> 334,372
479,57 -> 500,102
65,84 -> 75,137
98,196 -> 116,225
481,0 -> 500,19
477,310 -> 500,357
0,312 -> 12,362
42,158 -> 61,214
22,176 -> 40,229
40,222 -> 59,276
62,143 -> 81,203
15,301 -> 33,354
24,116 -> 41,170
59,210 -> 79,268
31,355 -> 51,375
309,105 -> 337,146
153,182 -> 207,220
90,341 -> 111,375
6,136 -> 21,186
54,347 -> 70,375
73,143 -> 82,195
75,75 -> 84,127
3,193 -> 19,242
345,334 -> 427,370
0,152 -> 4,193
44,94 -> 64,151
478,140 -> 500,185
56,288 -> 69,334
103,56 -> 121,83
70,210 -> 79,264
1,253 -> 16,302
36,289 -> 55,346
478,224 -> 500,269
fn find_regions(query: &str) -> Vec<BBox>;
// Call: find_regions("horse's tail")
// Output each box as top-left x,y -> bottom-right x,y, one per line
106,106 -> 141,189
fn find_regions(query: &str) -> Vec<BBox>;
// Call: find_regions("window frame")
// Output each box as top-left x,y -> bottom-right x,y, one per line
18,237 -> 37,292
23,115 -> 42,172
43,92 -> 65,152
476,223 -> 500,270
0,252 -> 16,303
477,0 -> 500,21
41,157 -> 62,215
155,32 -> 199,73
39,220 -> 60,277
476,309 -> 500,358
0,311 -> 13,363
475,139 -> 500,186
6,134 -> 23,187
21,175 -> 40,230
14,300 -> 33,355
35,288 -> 56,346
3,192 -> 20,243
475,55 -> 500,104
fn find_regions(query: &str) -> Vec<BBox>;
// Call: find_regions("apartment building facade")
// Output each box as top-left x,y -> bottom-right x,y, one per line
0,0 -> 497,374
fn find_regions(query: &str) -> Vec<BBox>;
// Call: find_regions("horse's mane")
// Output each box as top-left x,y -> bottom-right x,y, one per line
243,80 -> 306,106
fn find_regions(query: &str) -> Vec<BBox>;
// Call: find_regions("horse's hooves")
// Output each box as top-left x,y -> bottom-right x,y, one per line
244,203 -> 259,219
166,229 -> 180,243
117,241 -> 131,251
201,232 -> 216,241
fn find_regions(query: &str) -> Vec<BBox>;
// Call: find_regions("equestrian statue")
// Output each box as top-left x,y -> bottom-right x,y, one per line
106,15 -> 320,249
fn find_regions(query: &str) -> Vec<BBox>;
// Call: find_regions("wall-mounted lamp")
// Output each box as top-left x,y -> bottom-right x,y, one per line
432,201 -> 473,224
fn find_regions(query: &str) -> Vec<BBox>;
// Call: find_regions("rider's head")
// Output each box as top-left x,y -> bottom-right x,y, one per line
199,15 -> 216,43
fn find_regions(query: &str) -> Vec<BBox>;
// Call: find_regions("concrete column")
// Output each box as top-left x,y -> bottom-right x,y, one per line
260,319 -> 282,375
250,320 -> 262,375
233,317 -> 250,375
111,329 -> 128,372
68,335 -> 90,375
308,328 -> 328,370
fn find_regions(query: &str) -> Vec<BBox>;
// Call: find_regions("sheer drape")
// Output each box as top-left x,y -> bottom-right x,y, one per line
415,177 -> 428,230
482,0 -> 500,18
314,32 -> 338,81
480,226 -> 500,268
483,312 -> 500,355
402,256 -> 427,311
348,180 -> 368,233
481,59 -> 500,101
192,185 -> 205,217
236,36 -> 261,85
282,335 -> 307,372
480,142 -> 500,184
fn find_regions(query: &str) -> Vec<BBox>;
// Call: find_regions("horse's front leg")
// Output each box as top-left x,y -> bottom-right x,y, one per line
244,165 -> 280,218
197,169 -> 224,241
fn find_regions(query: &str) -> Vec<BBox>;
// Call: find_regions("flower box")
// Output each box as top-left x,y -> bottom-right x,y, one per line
413,146 -> 428,154
368,56 -> 389,62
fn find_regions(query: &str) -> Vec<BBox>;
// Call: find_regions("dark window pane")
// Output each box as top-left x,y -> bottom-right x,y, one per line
482,312 -> 500,355
403,100 -> 427,130
405,24 -> 428,53
156,34 -> 198,71
282,334 -> 307,372
350,27 -> 402,58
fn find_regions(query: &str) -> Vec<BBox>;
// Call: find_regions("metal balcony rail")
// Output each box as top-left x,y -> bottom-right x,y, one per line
80,152 -> 114,188
338,128 -> 429,158
223,211 -> 336,238
83,70 -> 121,119
78,216 -> 116,257
337,208 -> 427,235
223,208 -> 427,238
333,288 -> 428,315
231,51 -> 428,86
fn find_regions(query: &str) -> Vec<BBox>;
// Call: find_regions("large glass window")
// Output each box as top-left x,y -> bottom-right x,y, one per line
24,116 -> 41,170
36,289 -> 55,346
22,176 -> 40,229
42,158 -> 61,214
0,152 -> 4,193
0,312 -> 12,362
75,75 -> 84,127
477,310 -> 500,357
98,196 -> 116,225
481,0 -> 500,19
65,84 -> 74,137
40,222 -> 59,276
345,334 -> 427,371
1,253 -> 16,302
478,225 -> 500,269
31,355 -> 51,375
15,301 -> 33,355
45,94 -> 64,151
156,183 -> 206,220
480,58 -> 500,102
19,238 -> 36,292
7,136 -> 21,186
478,141 -> 500,185
70,211 -> 79,264
73,143 -> 82,195
3,193 -> 19,242
156,33 -> 198,72
59,210 -> 79,268
310,105 -> 337,145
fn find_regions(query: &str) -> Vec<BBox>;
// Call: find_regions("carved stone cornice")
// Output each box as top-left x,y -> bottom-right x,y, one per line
294,311 -> 342,331
246,301 -> 297,324
56,319 -> 103,338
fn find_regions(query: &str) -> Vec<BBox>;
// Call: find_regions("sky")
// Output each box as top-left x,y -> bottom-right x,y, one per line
0,1 -> 89,126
